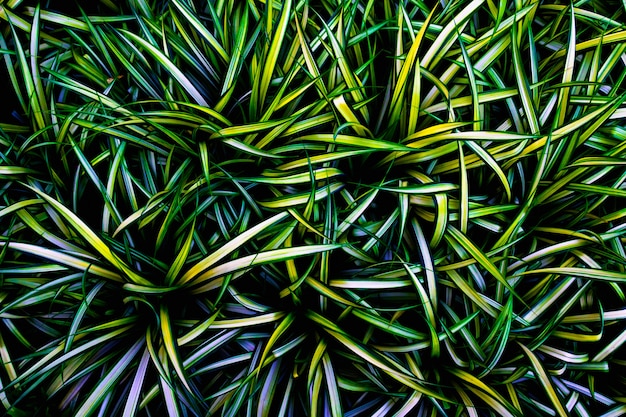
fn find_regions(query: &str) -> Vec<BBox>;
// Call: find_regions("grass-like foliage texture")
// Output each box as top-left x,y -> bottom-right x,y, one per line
2,0 -> 626,416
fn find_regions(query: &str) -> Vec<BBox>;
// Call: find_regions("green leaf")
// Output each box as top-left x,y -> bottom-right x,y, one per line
118,28 -> 209,106
518,343 -> 568,417
21,183 -> 150,286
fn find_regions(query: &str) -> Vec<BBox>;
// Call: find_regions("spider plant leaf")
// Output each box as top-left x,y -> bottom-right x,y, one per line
0,337 -> 14,410
28,5 -> 51,134
210,312 -> 287,329
245,167 -> 343,185
446,225 -> 518,297
210,117 -> 291,138
0,198 -> 43,218
600,405 -> 626,417
512,93 -> 626,163
516,267 -> 626,283
592,327 -> 626,362
556,6 -> 576,131
198,139 -> 212,187
65,280 -> 107,353
257,359 -> 282,417
518,342 -> 569,417
445,269 -> 500,319
528,280 -> 593,350
169,0 -> 227,62
374,182 -> 457,194
276,149 -> 372,171
258,183 -> 344,209
319,15 -> 369,122
161,373 -> 182,417
306,338 -> 328,391
65,133 -> 122,230
566,156 -> 626,167
220,137 -> 285,159
44,68 -> 130,115
391,391 -> 422,417
510,23 -> 540,134
458,21 -> 481,132
389,4 -> 436,126
221,4 -> 248,95
189,244 -> 341,285
302,277 -> 362,308
160,304 -> 194,395
7,18 -> 47,136
8,323 -> 134,392
20,183 -> 150,286
454,381 -> 479,417
178,211 -> 289,285
0,241 -> 123,281
464,140 -> 512,202
294,14 -> 328,99
121,348 -> 151,417
332,95 -> 369,137
443,304 -> 486,364
402,261 -> 439,357
118,28 -> 209,106
251,0 -> 292,116
297,133 -> 415,151
463,384 -> 519,417
318,326 -> 447,402
410,218 -> 437,311
164,221 -> 196,285
322,353 -> 343,417
309,360 -> 323,416
257,312 -> 295,370
350,308 -> 426,340
73,339 -> 143,417
177,310 -> 221,347
457,141 -> 469,233
421,0 -> 483,70
449,367 -> 521,417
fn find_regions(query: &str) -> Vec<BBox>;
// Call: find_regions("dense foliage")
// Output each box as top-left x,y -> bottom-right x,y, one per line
1,0 -> 626,415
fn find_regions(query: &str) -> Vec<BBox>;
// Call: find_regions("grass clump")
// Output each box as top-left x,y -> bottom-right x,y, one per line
1,0 -> 626,416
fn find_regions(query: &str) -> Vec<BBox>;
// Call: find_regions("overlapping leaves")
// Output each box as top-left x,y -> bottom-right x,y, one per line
1,0 -> 626,416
